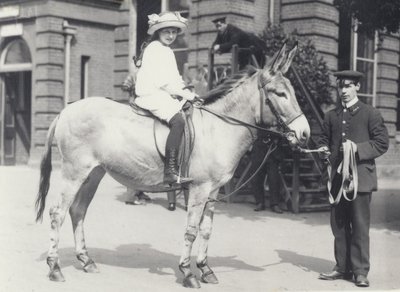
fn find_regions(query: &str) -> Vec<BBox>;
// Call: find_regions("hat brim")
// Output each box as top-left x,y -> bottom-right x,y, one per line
147,21 -> 187,35
212,17 -> 226,24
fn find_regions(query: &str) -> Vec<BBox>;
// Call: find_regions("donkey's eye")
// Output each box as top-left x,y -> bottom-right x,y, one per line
274,90 -> 287,99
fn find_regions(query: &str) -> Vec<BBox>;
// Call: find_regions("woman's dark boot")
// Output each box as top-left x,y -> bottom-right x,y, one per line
163,113 -> 193,185
164,148 -> 193,185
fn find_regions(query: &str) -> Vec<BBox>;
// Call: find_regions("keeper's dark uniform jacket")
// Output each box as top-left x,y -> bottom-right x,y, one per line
318,100 -> 389,192
212,24 -> 266,69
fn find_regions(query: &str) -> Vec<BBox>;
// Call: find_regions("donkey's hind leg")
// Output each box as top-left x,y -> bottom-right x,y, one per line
47,173 -> 89,282
69,166 -> 105,273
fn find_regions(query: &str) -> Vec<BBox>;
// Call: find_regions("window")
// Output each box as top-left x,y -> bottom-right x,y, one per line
162,0 -> 190,74
0,38 -> 32,72
80,56 -> 90,99
352,30 -> 378,106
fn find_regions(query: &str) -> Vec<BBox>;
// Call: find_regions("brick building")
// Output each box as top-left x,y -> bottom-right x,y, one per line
0,0 -> 399,177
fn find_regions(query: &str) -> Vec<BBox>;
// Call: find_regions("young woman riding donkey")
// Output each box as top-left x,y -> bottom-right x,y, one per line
35,11 -> 310,289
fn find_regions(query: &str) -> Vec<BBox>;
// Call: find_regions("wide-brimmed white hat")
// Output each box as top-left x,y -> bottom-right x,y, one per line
147,11 -> 188,35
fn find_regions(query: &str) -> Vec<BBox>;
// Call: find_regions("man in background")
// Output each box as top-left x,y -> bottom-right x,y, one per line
211,17 -> 266,70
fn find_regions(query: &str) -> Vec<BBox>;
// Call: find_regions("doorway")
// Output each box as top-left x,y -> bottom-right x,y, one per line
0,38 -> 32,165
1,72 -> 32,164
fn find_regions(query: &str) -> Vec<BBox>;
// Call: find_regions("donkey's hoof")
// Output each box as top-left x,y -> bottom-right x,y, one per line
48,269 -> 65,282
77,253 -> 99,273
83,262 -> 99,273
201,270 -> 219,284
183,274 -> 201,288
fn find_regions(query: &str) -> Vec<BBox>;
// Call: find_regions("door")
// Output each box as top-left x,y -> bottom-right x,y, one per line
2,72 -> 31,165
0,38 -> 32,165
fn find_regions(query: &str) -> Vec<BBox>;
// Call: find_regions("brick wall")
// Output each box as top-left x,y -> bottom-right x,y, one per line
67,19 -> 115,101
31,15 -> 65,161
375,33 -> 400,173
189,0 -> 269,68
376,34 -> 400,138
0,0 -> 123,164
113,6 -> 130,101
280,0 -> 339,70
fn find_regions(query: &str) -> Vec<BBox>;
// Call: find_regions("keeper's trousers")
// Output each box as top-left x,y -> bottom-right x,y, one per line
330,192 -> 371,277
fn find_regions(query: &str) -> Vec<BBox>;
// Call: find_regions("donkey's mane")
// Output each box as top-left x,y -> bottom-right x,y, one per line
202,66 -> 259,104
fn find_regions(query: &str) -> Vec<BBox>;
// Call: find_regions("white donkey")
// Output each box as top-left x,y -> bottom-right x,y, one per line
35,43 -> 310,288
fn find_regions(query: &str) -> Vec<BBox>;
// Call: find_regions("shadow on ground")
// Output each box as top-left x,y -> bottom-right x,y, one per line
38,243 -> 264,283
274,249 -> 335,274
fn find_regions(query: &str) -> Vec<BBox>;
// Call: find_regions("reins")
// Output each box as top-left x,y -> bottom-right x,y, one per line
196,105 -> 283,137
192,73 -> 305,204
196,73 -> 304,141
207,142 -> 277,203
327,140 -> 358,205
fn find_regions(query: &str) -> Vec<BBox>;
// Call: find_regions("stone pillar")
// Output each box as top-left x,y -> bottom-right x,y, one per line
30,16 -> 65,164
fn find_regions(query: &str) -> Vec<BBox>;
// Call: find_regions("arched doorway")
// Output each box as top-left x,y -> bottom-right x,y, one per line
0,38 -> 32,165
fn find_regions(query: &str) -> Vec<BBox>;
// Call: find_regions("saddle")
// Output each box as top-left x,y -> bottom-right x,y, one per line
129,99 -> 195,188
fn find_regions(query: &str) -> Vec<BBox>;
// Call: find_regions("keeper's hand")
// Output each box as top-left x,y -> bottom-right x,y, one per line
318,146 -> 331,160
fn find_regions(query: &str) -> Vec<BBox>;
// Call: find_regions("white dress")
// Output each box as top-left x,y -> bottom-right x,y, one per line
135,40 -> 194,122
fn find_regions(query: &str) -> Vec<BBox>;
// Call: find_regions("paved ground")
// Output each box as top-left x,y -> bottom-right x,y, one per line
0,165 -> 399,292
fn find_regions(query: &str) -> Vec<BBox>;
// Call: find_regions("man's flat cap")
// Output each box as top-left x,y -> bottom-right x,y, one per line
333,70 -> 364,79
211,16 -> 226,23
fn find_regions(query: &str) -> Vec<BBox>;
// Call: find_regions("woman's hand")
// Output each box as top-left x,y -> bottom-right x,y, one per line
193,96 -> 204,107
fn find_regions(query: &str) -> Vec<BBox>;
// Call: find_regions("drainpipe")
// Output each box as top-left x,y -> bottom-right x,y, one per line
62,21 -> 77,108
269,0 -> 274,24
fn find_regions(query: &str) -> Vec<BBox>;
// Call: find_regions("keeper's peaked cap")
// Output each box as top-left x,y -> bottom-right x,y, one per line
212,16 -> 226,24
333,70 -> 364,80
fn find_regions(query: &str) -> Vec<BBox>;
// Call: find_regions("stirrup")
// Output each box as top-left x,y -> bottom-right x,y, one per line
177,176 -> 193,184
164,172 -> 193,185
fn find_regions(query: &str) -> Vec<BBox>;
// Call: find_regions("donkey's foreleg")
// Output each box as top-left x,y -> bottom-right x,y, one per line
69,166 -> 105,273
197,197 -> 218,284
47,179 -> 83,282
179,185 -> 212,288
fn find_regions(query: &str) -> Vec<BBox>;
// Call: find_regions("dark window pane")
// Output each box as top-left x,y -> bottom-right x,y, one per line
174,50 -> 188,74
5,39 -> 31,64
358,95 -> 372,105
357,32 -> 374,59
169,0 -> 189,11
171,34 -> 187,49
356,60 -> 374,94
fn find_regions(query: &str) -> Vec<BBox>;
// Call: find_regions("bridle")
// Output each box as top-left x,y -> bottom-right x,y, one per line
257,74 -> 304,143
193,73 -> 306,204
197,73 -> 304,142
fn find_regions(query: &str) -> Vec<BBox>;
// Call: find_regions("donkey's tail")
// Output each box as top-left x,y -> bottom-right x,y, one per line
35,115 -> 59,222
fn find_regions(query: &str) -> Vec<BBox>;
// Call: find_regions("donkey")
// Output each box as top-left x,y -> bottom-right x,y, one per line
35,43 -> 310,288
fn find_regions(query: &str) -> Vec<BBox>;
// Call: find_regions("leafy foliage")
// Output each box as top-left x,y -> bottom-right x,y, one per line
260,23 -> 333,109
334,0 -> 400,37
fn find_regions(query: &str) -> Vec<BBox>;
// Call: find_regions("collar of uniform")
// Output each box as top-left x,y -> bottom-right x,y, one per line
335,99 -> 361,115
343,97 -> 358,109
348,100 -> 361,115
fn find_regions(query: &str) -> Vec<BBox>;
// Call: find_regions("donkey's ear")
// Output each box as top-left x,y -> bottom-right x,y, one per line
280,41 -> 298,74
269,41 -> 287,74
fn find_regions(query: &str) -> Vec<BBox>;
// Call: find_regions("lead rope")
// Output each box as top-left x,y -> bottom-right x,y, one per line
327,140 -> 358,205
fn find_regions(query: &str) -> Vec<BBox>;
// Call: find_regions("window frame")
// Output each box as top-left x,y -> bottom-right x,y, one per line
0,38 -> 32,72
161,0 -> 190,74
351,28 -> 378,107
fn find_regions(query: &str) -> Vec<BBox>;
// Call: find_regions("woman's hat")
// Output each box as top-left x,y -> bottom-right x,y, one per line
147,11 -> 188,35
